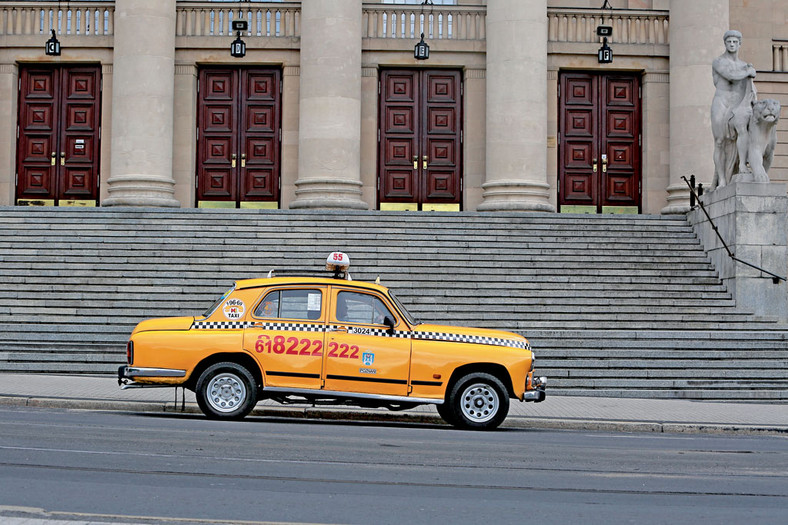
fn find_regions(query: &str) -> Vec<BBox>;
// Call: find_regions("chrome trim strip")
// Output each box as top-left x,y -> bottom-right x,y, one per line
263,386 -> 443,405
123,367 -> 186,378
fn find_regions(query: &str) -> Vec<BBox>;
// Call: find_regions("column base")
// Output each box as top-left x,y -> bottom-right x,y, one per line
661,182 -> 692,215
477,179 -> 556,212
103,175 -> 180,208
290,178 -> 368,210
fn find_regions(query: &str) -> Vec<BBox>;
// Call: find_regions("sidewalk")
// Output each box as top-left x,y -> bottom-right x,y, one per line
1,373 -> 786,435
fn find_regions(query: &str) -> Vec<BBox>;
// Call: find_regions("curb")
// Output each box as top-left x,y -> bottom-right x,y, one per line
2,395 -> 787,435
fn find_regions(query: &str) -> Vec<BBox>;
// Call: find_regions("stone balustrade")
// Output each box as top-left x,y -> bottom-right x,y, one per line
0,1 -> 114,36
0,2 -> 673,48
175,1 -> 300,38
547,8 -> 669,45
774,41 -> 788,72
362,4 -> 486,41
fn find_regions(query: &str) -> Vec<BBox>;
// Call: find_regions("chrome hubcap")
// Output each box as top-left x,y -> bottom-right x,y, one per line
207,373 -> 246,413
460,382 -> 499,423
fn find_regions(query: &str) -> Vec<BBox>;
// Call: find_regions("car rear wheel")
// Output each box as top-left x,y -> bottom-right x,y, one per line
445,372 -> 509,430
195,362 -> 258,420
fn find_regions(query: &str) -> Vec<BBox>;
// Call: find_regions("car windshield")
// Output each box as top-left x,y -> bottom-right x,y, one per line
201,285 -> 235,318
388,290 -> 419,326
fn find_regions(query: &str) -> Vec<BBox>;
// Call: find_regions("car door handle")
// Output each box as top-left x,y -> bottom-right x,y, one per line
329,327 -> 348,332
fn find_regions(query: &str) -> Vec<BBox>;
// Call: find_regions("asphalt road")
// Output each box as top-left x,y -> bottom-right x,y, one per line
0,406 -> 786,525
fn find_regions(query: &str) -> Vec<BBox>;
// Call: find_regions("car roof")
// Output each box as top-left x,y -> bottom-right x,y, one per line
234,276 -> 390,294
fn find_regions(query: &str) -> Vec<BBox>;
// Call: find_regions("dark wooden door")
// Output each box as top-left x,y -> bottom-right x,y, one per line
197,67 -> 281,207
16,65 -> 101,206
379,69 -> 462,210
559,72 -> 641,213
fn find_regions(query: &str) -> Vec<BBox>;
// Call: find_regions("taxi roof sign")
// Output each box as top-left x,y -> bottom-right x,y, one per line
326,252 -> 350,272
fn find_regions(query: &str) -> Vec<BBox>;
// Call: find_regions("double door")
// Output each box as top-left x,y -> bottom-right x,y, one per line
197,67 -> 281,208
559,72 -> 641,213
378,69 -> 462,211
16,65 -> 102,206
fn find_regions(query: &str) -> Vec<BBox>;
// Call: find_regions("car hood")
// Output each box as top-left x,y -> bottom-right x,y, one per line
412,323 -> 530,349
131,316 -> 195,335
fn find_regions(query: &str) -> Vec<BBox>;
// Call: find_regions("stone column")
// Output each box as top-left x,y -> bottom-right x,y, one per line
0,64 -> 17,205
478,0 -> 553,212
663,0 -> 729,214
104,0 -> 179,207
290,0 -> 367,210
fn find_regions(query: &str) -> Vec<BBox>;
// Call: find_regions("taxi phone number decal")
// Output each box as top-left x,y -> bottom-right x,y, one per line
254,335 -> 360,359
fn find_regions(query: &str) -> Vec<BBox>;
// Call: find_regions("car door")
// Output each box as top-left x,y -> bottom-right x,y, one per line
323,288 -> 412,396
243,286 -> 326,389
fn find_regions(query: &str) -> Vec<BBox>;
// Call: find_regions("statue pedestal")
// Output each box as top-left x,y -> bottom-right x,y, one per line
688,182 -> 787,322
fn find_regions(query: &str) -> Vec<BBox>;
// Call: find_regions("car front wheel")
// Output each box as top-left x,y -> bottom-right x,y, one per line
445,372 -> 509,430
195,362 -> 258,420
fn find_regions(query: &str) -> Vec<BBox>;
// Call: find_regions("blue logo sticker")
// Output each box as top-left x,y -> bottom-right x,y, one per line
362,352 -> 375,366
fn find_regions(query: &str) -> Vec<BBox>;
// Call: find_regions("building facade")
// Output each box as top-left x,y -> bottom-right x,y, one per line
0,0 -> 786,213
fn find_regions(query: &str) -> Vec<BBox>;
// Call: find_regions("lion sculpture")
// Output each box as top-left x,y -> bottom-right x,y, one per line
741,98 -> 781,183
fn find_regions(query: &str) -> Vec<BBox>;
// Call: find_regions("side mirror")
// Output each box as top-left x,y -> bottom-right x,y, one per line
383,316 -> 396,335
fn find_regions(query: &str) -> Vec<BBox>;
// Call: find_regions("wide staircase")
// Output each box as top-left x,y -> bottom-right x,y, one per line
0,207 -> 786,400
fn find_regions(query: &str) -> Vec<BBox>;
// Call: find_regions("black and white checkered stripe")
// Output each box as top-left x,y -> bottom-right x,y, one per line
413,331 -> 531,350
190,321 -> 529,350
254,322 -> 325,332
191,321 -> 255,330
191,321 -> 325,331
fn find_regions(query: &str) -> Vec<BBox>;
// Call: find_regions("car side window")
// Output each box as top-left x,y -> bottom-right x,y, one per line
335,291 -> 393,325
254,289 -> 322,320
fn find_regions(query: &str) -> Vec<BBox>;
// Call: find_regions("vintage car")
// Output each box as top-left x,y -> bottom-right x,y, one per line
118,253 -> 546,430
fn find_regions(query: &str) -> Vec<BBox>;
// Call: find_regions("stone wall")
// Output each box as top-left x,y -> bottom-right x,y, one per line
688,182 -> 788,322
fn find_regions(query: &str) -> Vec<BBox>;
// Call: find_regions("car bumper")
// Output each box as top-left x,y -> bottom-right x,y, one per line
118,365 -> 186,388
523,375 -> 547,402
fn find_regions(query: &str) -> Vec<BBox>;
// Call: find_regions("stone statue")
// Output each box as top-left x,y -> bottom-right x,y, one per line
744,98 -> 781,183
710,30 -> 782,189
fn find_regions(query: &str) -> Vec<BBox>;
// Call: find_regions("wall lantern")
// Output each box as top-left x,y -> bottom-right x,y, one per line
597,0 -> 613,64
414,33 -> 430,60
597,34 -> 613,64
45,29 -> 61,56
230,20 -> 248,58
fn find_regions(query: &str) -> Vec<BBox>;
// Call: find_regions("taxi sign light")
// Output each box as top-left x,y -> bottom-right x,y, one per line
326,252 -> 350,272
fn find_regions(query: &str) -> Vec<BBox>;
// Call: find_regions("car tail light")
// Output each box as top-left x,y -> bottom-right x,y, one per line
126,341 -> 134,365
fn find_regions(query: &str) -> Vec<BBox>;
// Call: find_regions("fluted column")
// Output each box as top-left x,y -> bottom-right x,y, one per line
290,0 -> 367,209
104,0 -> 179,207
663,0 -> 729,214
478,0 -> 554,212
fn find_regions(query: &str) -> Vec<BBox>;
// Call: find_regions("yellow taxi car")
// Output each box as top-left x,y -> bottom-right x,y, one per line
118,253 -> 546,430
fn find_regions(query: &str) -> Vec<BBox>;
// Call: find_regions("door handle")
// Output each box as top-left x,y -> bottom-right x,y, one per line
329,326 -> 348,333
413,156 -> 418,170
51,152 -> 56,166
423,155 -> 428,169
241,153 -> 246,168
592,158 -> 598,173
601,154 -> 608,173
60,152 -> 65,166
231,153 -> 237,168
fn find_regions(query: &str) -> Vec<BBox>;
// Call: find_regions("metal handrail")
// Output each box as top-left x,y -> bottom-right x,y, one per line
682,175 -> 786,284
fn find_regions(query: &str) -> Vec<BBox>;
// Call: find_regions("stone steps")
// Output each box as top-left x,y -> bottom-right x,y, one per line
0,207 -> 786,400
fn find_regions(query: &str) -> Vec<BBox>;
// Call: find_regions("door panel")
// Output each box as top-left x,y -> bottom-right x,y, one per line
601,75 -> 640,208
559,72 -> 641,213
60,67 -> 101,201
197,67 -> 281,207
379,69 -> 462,209
324,289 -> 411,397
17,65 -> 101,205
240,70 -> 280,201
244,287 -> 327,391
